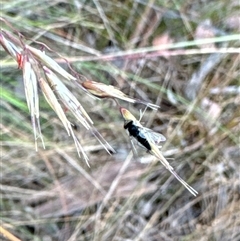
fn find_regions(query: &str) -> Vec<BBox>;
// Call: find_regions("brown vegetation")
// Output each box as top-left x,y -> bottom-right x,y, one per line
1,1 -> 239,241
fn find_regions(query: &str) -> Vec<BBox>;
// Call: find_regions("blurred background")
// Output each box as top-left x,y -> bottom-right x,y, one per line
0,0 -> 239,240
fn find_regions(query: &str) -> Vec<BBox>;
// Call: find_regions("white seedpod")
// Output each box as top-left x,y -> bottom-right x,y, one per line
26,45 -> 76,81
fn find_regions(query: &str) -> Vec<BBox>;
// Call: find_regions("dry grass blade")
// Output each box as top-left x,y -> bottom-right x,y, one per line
22,56 -> 44,150
38,77 -> 89,165
89,126 -> 116,155
43,66 -> 93,129
82,80 -> 159,109
0,226 -> 22,241
43,67 -> 115,154
0,32 -> 21,59
38,78 -> 71,135
150,144 -> 198,196
93,151 -> 134,240
28,160 -> 155,218
184,52 -> 227,101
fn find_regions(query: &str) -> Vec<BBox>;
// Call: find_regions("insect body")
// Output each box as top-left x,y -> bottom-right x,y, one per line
124,120 -> 151,151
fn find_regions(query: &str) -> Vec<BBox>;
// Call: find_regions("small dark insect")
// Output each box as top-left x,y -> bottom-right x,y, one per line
120,107 -> 198,196
124,120 -> 151,151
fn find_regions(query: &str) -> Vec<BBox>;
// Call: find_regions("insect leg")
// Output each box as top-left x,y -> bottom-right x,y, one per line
130,137 -> 139,157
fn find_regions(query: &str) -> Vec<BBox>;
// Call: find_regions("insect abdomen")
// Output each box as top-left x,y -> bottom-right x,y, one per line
136,135 -> 151,150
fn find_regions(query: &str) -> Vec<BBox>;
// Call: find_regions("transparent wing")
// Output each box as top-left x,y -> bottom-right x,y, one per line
139,127 -> 166,144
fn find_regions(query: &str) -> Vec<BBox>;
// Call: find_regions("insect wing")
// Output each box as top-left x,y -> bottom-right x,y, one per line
147,131 -> 166,144
140,127 -> 166,145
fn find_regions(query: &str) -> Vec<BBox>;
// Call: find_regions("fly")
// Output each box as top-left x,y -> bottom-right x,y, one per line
124,120 -> 151,151
120,107 -> 198,196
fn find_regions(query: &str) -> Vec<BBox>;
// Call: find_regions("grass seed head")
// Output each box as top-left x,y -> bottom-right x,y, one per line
82,80 -> 159,109
27,45 -> 76,81
120,107 -> 138,122
38,77 -> 71,136
22,55 -> 44,150
43,66 -> 93,129
0,32 -> 21,59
